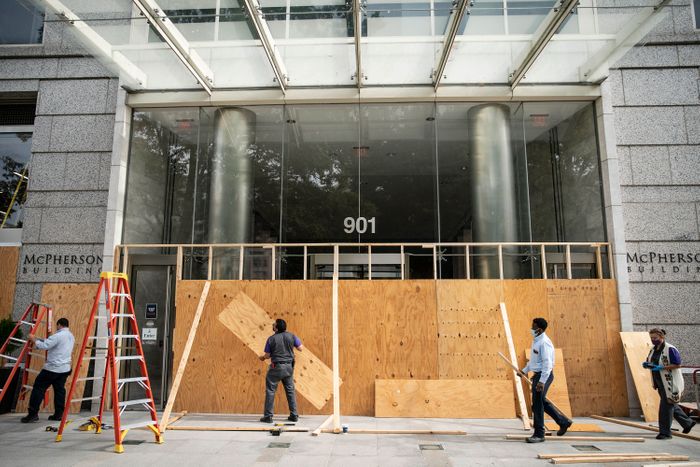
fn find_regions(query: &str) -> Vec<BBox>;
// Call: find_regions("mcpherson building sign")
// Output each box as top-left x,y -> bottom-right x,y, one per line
18,251 -> 103,282
627,250 -> 700,281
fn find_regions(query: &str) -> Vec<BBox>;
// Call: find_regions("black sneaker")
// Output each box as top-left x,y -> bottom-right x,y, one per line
259,416 -> 273,423
557,420 -> 572,436
526,436 -> 545,443
683,422 -> 696,434
287,415 -> 298,422
21,415 -> 39,423
47,415 -> 62,421
655,433 -> 672,440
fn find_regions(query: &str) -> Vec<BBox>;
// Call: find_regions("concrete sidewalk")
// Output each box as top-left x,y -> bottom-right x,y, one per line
0,412 -> 698,466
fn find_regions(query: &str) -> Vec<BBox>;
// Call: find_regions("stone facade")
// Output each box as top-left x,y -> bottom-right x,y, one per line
608,0 -> 700,395
0,18 -> 117,317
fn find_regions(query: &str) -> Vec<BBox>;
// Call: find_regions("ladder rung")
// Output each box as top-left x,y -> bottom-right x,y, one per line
20,320 -> 36,326
113,335 -> 139,339
0,354 -> 18,361
118,398 -> 152,408
115,356 -> 143,361
110,293 -> 132,299
77,376 -> 104,382
71,396 -> 101,403
117,377 -> 148,384
9,337 -> 27,344
118,421 -> 157,431
25,368 -> 40,374
95,313 -> 134,320
28,352 -> 45,359
22,384 -> 33,390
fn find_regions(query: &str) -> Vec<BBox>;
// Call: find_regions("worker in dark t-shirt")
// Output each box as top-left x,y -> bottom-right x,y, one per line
259,318 -> 304,423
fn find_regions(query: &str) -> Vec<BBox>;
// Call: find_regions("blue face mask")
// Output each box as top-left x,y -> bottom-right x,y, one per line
530,329 -> 539,337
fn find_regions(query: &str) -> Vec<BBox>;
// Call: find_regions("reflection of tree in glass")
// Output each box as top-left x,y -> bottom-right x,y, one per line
0,155 -> 28,228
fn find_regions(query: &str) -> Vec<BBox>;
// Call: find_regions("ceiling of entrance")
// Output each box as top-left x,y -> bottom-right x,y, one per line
33,0 -> 670,94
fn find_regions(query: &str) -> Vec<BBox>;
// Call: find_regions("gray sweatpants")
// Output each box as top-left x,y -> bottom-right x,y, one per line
264,362 -> 297,418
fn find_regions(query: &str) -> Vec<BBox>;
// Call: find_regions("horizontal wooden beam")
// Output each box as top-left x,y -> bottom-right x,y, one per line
167,426 -> 309,432
539,452 -> 671,459
551,455 -> 688,464
591,415 -> 700,442
321,428 -> 466,435
505,434 -> 645,442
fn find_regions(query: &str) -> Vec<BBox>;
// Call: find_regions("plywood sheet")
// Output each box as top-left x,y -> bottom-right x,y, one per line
525,348 -> 573,419
620,332 -> 657,422
173,280 -> 333,415
16,283 -> 96,414
0,246 -> 19,320
436,280 -> 508,380
218,291 -> 336,410
375,379 -> 516,418
339,281 -> 439,416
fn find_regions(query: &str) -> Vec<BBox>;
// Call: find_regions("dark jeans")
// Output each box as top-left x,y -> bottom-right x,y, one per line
28,369 -> 71,417
656,386 -> 694,436
532,372 -> 569,438
264,363 -> 297,418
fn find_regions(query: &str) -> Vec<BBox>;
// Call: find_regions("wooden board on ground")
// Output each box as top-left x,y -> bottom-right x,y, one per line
16,283 -> 96,414
591,415 -> 700,442
505,434 -> 645,442
525,348 -> 573,419
0,246 -> 19,320
619,332 -> 657,422
375,379 -> 516,418
218,291 -> 337,410
545,422 -> 603,432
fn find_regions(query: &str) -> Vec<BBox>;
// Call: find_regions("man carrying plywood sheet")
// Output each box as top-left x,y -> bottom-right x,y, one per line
258,318 -> 304,423
521,317 -> 572,443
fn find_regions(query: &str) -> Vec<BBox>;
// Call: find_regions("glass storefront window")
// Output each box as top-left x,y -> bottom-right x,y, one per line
123,101 -> 607,279
0,131 -> 32,229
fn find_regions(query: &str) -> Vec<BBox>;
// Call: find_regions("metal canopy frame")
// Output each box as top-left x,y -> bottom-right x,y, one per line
432,0 -> 470,90
353,0 -> 363,88
132,0 -> 215,95
39,0 -> 147,87
509,0 -> 580,89
241,0 -> 289,93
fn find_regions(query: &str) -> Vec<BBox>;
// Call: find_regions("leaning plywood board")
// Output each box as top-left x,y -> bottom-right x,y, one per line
16,283 -> 96,414
620,332 -> 657,422
525,348 -> 573,419
375,379 -> 516,418
218,291 -> 337,410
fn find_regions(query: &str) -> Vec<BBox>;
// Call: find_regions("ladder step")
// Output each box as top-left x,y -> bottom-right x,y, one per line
118,398 -> 152,408
0,354 -> 18,361
28,352 -> 45,359
22,384 -> 33,390
25,368 -> 40,375
113,335 -> 139,339
111,293 -> 132,299
118,421 -> 157,431
115,356 -> 144,361
117,377 -> 148,384
9,337 -> 27,344
77,376 -> 104,382
71,396 -> 102,403
20,320 -> 36,326
95,313 -> 134,320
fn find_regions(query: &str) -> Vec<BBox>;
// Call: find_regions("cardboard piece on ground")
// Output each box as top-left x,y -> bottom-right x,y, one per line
16,284 -> 96,414
619,332 -> 657,422
525,348 -> 573,419
218,291 -> 337,410
375,379 -> 516,418
545,422 -> 603,432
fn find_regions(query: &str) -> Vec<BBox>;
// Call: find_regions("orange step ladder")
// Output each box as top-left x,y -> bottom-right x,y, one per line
55,272 -> 163,453
0,303 -> 53,407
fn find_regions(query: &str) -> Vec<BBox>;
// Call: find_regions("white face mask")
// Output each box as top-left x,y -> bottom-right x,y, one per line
530,329 -> 539,337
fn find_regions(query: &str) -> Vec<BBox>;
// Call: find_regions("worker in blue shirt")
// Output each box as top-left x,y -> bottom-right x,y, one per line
521,317 -> 572,443
259,319 -> 304,423
21,318 -> 75,423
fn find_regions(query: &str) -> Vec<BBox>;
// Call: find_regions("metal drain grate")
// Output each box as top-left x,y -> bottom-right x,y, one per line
419,444 -> 444,451
572,445 -> 601,452
267,442 -> 291,448
122,440 -> 145,445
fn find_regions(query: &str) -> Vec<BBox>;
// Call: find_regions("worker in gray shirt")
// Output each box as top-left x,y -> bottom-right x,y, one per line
259,319 -> 304,423
21,317 -> 75,423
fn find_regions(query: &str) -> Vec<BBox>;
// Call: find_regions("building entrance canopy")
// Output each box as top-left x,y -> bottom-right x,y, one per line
33,0 -> 669,93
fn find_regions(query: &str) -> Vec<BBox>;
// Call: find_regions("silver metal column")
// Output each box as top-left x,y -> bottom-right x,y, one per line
209,107 -> 256,277
468,104 -> 519,278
